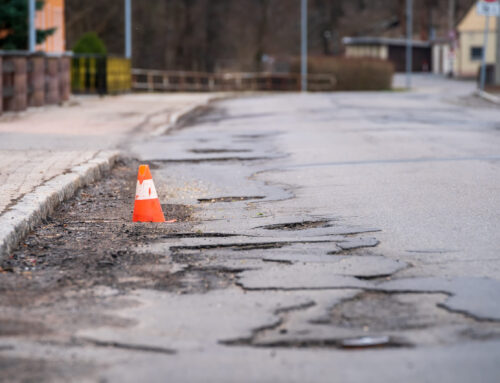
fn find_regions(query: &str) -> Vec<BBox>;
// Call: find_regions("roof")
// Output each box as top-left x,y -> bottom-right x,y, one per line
342,37 -> 431,48
458,1 -> 498,32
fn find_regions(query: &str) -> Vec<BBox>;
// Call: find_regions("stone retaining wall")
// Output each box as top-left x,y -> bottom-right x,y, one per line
0,52 -> 70,114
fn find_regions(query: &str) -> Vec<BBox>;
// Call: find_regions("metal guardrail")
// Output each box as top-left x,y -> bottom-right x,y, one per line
131,69 -> 336,92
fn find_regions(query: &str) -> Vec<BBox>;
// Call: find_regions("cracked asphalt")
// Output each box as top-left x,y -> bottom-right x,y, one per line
2,76 -> 500,382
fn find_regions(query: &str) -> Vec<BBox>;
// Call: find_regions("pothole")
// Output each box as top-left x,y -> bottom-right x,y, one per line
222,291 -> 500,350
223,336 -> 411,349
0,319 -> 51,337
189,149 -> 251,154
198,196 -> 265,203
159,232 -> 240,239
161,204 -> 196,221
337,237 -> 380,251
233,243 -> 288,251
76,337 -> 176,355
257,220 -> 330,231
149,267 -> 241,294
169,241 -> 290,253
233,134 -> 270,139
326,292 -> 470,331
151,156 -> 272,164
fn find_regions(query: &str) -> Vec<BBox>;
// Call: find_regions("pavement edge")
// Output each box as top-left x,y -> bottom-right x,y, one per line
0,151 -> 120,261
475,90 -> 500,105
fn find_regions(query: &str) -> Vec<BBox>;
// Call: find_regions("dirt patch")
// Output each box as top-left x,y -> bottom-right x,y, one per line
0,356 -> 93,383
0,318 -> 51,337
0,159 -> 247,360
0,160 -> 237,308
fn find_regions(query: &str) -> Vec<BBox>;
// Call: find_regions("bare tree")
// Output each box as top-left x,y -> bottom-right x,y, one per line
65,0 -> 477,72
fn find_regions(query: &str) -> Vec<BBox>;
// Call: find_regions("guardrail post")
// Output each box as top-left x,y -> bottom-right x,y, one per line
209,76 -> 215,91
179,73 -> 185,91
162,74 -> 169,90
196,74 -> 202,91
236,75 -> 242,91
29,55 -> 45,107
147,73 -> 153,92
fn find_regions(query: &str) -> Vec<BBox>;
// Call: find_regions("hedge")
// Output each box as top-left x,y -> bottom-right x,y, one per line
292,56 -> 394,91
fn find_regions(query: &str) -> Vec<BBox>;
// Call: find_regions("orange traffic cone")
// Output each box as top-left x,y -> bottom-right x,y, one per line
132,165 -> 166,222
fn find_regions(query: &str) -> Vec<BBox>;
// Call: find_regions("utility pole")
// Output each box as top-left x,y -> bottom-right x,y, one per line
28,0 -> 36,52
125,0 -> 132,59
448,0 -> 456,76
301,0 -> 308,92
406,0 -> 413,89
495,0 -> 500,85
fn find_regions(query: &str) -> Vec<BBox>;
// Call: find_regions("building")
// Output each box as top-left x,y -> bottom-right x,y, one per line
36,0 -> 66,53
455,1 -> 497,78
342,37 -> 432,72
342,2 -> 500,78
431,38 -> 454,76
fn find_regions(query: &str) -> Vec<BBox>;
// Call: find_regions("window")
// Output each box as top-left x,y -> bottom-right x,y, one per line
470,47 -> 483,61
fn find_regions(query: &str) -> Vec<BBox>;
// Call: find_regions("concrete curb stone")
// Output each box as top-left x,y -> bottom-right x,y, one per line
0,150 -> 120,260
475,90 -> 500,105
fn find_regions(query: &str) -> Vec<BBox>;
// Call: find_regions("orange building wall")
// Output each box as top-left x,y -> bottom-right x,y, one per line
36,0 -> 65,53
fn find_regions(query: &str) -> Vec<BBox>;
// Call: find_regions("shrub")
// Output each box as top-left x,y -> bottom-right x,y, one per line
292,56 -> 394,91
73,32 -> 107,55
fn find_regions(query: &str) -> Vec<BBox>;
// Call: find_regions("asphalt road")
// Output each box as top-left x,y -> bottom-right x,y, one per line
3,76 -> 500,382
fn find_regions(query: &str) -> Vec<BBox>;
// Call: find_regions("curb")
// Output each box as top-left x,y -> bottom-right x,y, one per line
0,151 -> 120,260
475,90 -> 500,105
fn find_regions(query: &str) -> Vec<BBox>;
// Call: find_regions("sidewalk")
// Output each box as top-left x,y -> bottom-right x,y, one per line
0,93 -> 218,257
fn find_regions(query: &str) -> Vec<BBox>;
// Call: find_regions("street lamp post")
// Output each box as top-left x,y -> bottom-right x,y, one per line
125,0 -> 132,59
495,0 -> 500,85
448,0 -> 456,77
301,0 -> 308,92
28,0 -> 36,52
406,0 -> 413,89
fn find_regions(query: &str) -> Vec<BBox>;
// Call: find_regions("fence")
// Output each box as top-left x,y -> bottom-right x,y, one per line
71,55 -> 131,95
0,51 -> 70,114
131,69 -> 336,92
